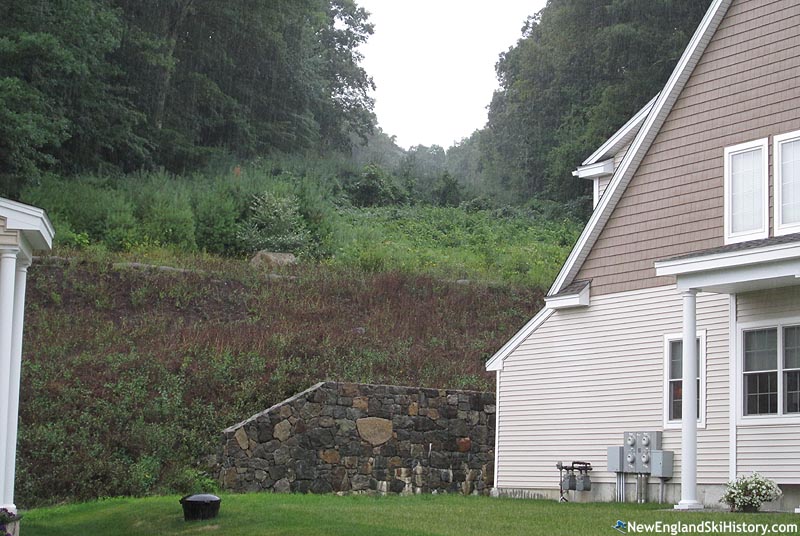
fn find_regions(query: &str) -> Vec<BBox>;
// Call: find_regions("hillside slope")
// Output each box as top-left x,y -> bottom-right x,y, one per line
17,254 -> 543,506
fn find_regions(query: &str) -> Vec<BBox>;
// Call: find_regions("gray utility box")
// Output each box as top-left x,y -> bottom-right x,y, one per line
624,431 -> 662,474
650,450 -> 674,478
607,446 -> 625,473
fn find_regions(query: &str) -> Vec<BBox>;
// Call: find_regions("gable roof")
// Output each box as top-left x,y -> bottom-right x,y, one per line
548,0 -> 732,297
581,95 -> 658,166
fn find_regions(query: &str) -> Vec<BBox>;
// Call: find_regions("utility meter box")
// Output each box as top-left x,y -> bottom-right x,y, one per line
624,431 -> 662,474
650,450 -> 674,478
624,432 -> 638,472
607,446 -> 625,473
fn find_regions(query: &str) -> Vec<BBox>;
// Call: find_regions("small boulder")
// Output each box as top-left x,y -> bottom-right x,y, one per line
250,251 -> 297,270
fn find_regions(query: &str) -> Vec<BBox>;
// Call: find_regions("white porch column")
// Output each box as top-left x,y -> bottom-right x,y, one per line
0,248 -> 18,511
4,257 -> 30,509
675,288 -> 703,510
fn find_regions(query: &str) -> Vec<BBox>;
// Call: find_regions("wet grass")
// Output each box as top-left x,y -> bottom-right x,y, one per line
21,494 -> 800,536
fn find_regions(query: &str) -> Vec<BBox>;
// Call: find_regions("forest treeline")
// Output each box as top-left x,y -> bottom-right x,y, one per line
2,0 -> 711,215
0,0 -> 374,196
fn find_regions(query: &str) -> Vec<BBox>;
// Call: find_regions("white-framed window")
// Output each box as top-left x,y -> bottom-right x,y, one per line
663,331 -> 706,429
724,138 -> 769,244
738,320 -> 800,423
774,130 -> 800,236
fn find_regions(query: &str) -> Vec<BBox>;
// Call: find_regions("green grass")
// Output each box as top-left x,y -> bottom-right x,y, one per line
20,494 -> 800,536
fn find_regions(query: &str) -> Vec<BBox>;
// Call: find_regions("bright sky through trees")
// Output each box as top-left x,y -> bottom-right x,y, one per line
357,0 -> 547,149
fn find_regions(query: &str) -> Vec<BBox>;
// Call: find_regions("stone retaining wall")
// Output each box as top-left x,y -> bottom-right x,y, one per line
218,382 -> 495,495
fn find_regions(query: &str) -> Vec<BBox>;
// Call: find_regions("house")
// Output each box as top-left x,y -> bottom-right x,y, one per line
486,0 -> 800,511
0,198 -> 53,521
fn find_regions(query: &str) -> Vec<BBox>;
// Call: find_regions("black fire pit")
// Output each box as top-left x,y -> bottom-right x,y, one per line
180,494 -> 221,521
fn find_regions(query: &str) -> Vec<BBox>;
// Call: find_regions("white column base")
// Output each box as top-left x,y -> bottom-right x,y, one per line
795,507 -> 800,514
674,500 -> 704,510
1,502 -> 16,514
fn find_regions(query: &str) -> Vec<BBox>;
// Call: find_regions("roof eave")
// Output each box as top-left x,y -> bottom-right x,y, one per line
0,198 -> 55,251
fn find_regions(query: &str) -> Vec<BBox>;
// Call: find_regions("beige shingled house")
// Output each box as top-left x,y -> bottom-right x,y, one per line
487,0 -> 800,511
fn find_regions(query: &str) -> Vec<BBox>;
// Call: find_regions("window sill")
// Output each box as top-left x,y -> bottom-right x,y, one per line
663,420 -> 706,430
737,415 -> 800,426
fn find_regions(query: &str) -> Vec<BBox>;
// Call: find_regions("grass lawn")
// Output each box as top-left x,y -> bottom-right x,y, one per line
21,494 -> 800,536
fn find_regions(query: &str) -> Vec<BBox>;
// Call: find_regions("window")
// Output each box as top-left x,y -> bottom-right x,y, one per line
741,324 -> 800,418
774,130 -> 800,235
664,333 -> 705,428
724,138 -> 768,244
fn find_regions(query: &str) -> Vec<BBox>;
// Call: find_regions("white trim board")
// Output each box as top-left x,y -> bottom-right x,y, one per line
774,130 -> 800,237
0,198 -> 54,251
544,284 -> 590,310
582,96 -> 658,166
655,242 -> 800,294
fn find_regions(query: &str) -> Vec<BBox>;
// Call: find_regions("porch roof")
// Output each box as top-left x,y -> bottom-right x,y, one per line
654,234 -> 800,294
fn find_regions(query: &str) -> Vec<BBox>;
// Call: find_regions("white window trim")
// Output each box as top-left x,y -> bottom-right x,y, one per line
723,138 -> 769,244
663,330 -> 707,430
736,315 -> 800,426
774,130 -> 800,236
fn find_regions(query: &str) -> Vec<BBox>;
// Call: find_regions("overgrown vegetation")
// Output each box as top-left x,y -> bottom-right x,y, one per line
22,494 -> 800,536
20,158 -> 581,287
19,253 -> 544,506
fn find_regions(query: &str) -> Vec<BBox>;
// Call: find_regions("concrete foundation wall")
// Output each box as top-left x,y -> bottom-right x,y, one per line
494,483 -> 800,512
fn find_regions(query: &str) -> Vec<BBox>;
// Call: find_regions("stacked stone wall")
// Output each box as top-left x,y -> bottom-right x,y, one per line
219,382 -> 495,495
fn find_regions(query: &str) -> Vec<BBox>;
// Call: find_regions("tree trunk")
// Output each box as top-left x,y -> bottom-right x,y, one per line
152,0 -> 194,130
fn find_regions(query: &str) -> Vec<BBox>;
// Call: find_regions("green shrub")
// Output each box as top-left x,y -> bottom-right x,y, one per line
193,185 -> 240,255
23,177 -> 139,249
135,187 -> 197,251
236,191 -> 311,254
345,164 -> 407,207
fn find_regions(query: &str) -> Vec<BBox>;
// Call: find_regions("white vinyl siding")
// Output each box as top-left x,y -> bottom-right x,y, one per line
774,130 -> 800,235
724,138 -> 769,244
597,176 -> 612,205
496,286 -> 730,491
736,287 -> 800,484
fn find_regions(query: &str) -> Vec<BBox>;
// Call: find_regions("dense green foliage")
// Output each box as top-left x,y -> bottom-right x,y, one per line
335,206 -> 578,287
475,0 -> 713,207
0,0 -> 374,195
23,494 -> 800,536
21,161 -> 580,287
19,254 -> 544,505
